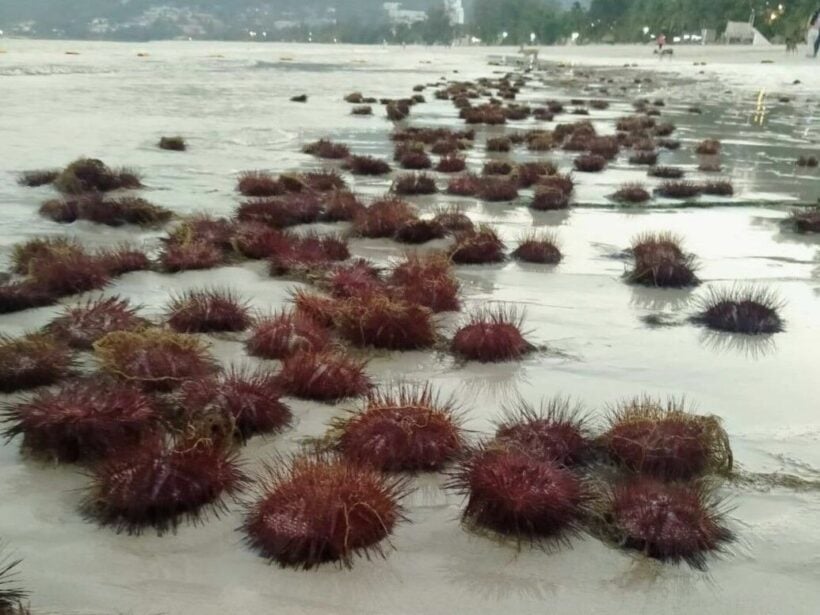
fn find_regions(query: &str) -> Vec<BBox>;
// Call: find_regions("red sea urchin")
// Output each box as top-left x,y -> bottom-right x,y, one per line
165,289 -> 251,333
334,295 -> 437,350
449,445 -> 585,542
627,232 -> 699,288
0,334 -> 73,394
601,396 -> 732,481
0,281 -> 57,314
451,306 -> 533,363
573,154 -> 607,173
346,155 -> 392,176
303,139 -> 350,160
2,378 -> 159,463
495,398 -> 589,466
237,172 -> 284,197
389,252 -> 460,313
612,183 -> 651,204
277,351 -> 371,402
789,207 -> 820,233
27,247 -> 110,297
47,296 -> 147,349
160,241 -> 224,272
450,225 -> 505,264
330,383 -> 465,472
391,172 -> 438,196
352,198 -> 416,238
242,454 -> 408,569
512,232 -> 562,264
246,311 -> 330,359
436,154 -> 467,173
268,233 -> 350,277
394,219 -> 446,244
692,286 -> 784,335
326,260 -> 384,298
96,245 -> 152,276
94,329 -> 217,392
82,438 -> 246,535
179,368 -> 291,442
606,478 -> 732,569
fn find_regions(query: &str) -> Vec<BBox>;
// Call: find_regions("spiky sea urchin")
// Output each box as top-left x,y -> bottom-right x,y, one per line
451,305 -> 533,363
432,205 -> 474,234
0,547 -> 27,612
601,396 -> 733,481
82,438 -> 246,535
612,183 -> 651,204
165,289 -> 251,333
269,233 -> 350,277
47,296 -> 147,349
96,245 -> 152,276
290,290 -> 337,328
494,397 -> 589,466
352,198 -> 416,239
0,281 -> 57,315
334,295 -> 437,350
512,232 -> 562,264
303,139 -> 350,160
450,226 -> 505,264
246,311 -> 331,359
329,383 -> 465,472
3,378 -> 159,463
606,478 -> 733,569
326,260 -> 384,299
627,232 -> 699,288
655,181 -> 701,199
449,444 -> 585,543
692,286 -> 784,335
179,368 -> 291,442
160,241 -> 224,272
789,207 -> 820,233
277,351 -> 372,402
388,252 -> 460,313
0,334 -> 73,394
394,219 -> 446,245
27,248 -> 110,297
242,454 -> 408,569
94,329 -> 217,392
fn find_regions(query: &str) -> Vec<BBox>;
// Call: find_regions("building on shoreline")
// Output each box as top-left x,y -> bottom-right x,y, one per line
383,3 -> 427,27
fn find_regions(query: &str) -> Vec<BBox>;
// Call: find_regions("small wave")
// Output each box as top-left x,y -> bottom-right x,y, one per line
252,60 -> 345,73
0,65 -> 116,78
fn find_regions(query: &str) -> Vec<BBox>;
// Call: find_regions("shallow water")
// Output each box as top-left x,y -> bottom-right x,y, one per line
0,40 -> 819,615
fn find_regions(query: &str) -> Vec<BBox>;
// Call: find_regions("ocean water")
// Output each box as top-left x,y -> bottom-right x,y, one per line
0,40 -> 819,615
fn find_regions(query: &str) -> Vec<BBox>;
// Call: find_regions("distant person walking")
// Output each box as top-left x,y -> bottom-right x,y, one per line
656,33 -> 666,53
810,9 -> 820,57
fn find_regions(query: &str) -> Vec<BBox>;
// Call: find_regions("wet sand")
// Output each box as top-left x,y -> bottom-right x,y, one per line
0,41 -> 819,614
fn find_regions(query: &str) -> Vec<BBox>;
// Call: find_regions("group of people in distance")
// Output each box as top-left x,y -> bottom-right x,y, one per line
652,8 -> 820,59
